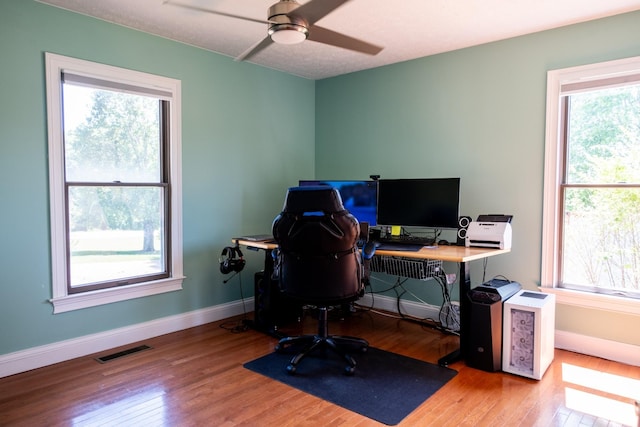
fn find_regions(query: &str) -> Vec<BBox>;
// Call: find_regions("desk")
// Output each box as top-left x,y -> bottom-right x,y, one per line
233,238 -> 509,366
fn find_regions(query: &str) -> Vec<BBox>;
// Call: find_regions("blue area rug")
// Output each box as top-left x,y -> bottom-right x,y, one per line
244,346 -> 457,425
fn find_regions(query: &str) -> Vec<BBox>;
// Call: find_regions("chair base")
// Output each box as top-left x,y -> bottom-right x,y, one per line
275,306 -> 369,375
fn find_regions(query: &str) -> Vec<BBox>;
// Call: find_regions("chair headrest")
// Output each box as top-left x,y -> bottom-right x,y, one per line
282,186 -> 345,214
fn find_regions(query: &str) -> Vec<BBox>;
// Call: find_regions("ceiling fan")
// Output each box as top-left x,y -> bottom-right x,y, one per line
164,0 -> 383,61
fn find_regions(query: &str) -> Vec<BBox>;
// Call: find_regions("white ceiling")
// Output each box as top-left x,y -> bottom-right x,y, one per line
37,0 -> 640,80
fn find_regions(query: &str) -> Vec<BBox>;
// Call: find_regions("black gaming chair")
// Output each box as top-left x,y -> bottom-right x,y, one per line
272,186 -> 369,375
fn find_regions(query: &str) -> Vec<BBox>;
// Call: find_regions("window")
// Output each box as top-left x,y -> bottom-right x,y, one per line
542,56 -> 640,312
45,53 -> 184,313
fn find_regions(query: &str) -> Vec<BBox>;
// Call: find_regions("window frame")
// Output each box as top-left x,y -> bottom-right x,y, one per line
541,55 -> 640,315
45,53 -> 184,314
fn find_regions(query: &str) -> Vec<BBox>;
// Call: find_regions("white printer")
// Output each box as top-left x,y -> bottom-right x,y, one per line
465,215 -> 513,250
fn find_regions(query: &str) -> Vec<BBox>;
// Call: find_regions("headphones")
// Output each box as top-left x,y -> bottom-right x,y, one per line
219,246 -> 245,274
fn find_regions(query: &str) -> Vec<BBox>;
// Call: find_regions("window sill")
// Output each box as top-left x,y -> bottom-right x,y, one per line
539,287 -> 640,317
50,276 -> 185,314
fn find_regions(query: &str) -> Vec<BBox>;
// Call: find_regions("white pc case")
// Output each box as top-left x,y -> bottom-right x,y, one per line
502,290 -> 556,380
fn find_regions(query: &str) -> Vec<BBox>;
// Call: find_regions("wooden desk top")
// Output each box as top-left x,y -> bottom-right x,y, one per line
233,238 -> 277,251
233,238 -> 509,263
374,245 -> 509,262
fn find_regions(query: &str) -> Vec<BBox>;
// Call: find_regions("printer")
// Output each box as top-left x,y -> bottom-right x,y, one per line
466,215 -> 513,250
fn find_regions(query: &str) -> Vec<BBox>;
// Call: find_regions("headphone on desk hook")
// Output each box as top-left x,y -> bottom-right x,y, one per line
219,245 -> 245,274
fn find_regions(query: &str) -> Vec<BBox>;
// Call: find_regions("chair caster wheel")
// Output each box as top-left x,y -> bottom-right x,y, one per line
344,365 -> 355,375
286,364 -> 297,374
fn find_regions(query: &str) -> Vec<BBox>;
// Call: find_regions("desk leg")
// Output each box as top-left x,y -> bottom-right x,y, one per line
438,260 -> 470,366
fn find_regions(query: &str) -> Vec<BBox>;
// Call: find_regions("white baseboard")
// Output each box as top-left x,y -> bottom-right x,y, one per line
358,293 -> 442,320
363,295 -> 640,367
555,330 -> 640,367
0,298 -> 252,379
3,296 -> 637,379
0,294 -> 436,379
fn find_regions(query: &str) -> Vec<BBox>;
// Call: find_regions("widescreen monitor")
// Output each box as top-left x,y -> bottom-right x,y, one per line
298,180 -> 378,226
376,178 -> 460,229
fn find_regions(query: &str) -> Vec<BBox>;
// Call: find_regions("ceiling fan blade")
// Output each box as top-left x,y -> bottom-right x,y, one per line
235,36 -> 274,62
163,0 -> 271,26
308,25 -> 383,55
290,0 -> 350,26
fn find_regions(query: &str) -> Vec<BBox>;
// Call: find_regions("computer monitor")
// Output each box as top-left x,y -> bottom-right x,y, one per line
376,178 -> 460,229
298,180 -> 378,226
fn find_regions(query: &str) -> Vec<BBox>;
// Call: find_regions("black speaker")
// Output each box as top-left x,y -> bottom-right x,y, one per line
457,216 -> 472,246
359,221 -> 369,241
254,271 -> 301,332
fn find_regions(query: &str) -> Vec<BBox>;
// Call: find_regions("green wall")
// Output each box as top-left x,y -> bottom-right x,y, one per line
0,0 -> 314,355
315,11 -> 640,346
1,0 -> 639,358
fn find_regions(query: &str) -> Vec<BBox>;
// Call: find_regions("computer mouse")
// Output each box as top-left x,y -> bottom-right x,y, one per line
438,240 -> 450,246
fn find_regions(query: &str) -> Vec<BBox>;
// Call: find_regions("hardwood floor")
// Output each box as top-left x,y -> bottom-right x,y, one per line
1,308 -> 638,426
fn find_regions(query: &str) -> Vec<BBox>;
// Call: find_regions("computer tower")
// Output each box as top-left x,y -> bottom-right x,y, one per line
254,271 -> 301,334
466,279 -> 521,372
502,290 -> 556,380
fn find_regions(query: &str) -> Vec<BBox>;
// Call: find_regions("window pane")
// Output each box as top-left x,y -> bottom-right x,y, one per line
68,186 -> 166,288
566,85 -> 640,185
562,187 -> 640,295
63,84 -> 161,183
46,53 -> 182,309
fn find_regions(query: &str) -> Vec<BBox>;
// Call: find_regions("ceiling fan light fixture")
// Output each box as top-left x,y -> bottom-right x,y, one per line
269,23 -> 308,45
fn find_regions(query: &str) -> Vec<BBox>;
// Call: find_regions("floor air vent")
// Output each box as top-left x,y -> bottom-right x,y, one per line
95,345 -> 152,363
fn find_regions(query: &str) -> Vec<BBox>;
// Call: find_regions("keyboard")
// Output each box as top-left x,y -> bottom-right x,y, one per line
377,235 -> 436,246
376,243 -> 424,252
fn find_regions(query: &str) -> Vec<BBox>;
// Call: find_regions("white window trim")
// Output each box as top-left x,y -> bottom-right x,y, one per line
540,287 -> 640,317
541,55 -> 640,317
45,53 -> 184,314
